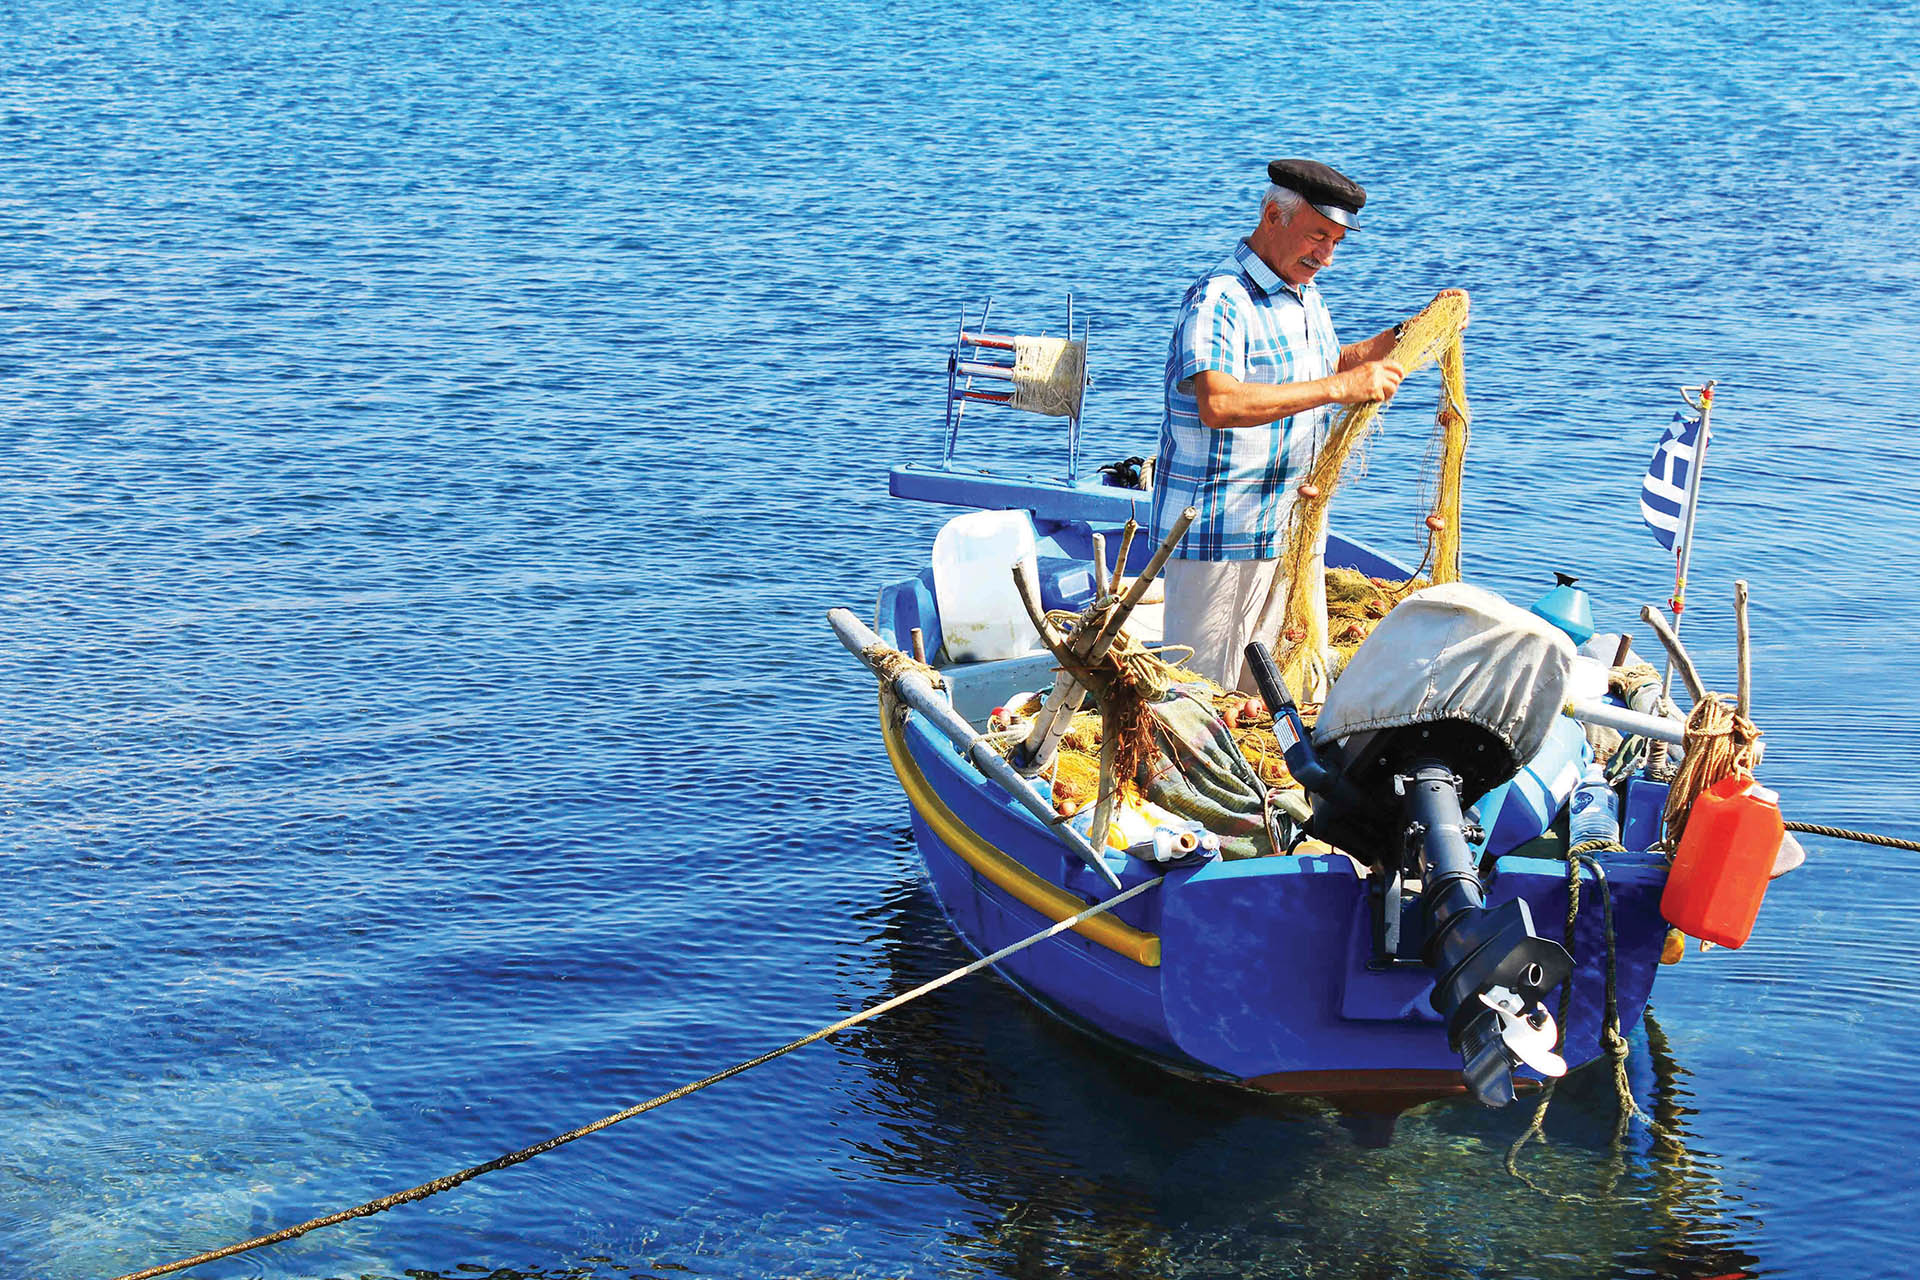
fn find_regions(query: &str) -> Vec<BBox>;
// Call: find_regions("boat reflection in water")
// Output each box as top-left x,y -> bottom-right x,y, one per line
843,881 -> 1767,1280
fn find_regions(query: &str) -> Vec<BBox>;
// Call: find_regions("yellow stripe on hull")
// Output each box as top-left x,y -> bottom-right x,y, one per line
877,703 -> 1162,968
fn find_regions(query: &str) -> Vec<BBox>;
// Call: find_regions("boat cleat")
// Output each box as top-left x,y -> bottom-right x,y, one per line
1478,984 -> 1568,1077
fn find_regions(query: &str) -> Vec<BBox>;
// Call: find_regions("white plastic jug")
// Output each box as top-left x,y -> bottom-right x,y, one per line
931,509 -> 1042,663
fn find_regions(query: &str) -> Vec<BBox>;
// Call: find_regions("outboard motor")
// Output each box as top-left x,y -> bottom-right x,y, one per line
1246,583 -> 1578,1107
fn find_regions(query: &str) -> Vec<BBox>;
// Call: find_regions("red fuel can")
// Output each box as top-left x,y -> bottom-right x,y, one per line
1660,775 -> 1785,948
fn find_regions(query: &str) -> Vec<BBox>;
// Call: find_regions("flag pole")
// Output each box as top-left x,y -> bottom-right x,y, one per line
1662,378 -> 1717,702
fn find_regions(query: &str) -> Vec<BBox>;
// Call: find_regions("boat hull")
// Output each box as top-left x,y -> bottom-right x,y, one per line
887,704 -> 1670,1095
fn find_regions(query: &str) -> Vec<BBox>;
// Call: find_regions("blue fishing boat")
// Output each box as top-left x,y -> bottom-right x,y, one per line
830,302 -> 1785,1118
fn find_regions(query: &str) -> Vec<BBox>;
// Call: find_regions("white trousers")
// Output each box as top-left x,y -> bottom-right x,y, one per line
1163,554 -> 1328,694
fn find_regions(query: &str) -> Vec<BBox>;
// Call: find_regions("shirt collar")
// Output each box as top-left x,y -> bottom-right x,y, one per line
1235,239 -> 1309,301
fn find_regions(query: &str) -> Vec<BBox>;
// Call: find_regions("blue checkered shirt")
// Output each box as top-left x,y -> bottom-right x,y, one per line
1150,240 -> 1340,560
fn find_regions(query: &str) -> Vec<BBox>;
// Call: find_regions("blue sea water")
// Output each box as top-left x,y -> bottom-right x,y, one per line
3,1 -> 1919,1276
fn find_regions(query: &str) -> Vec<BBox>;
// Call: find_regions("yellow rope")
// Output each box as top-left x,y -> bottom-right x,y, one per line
864,642 -> 944,691
1271,291 -> 1472,699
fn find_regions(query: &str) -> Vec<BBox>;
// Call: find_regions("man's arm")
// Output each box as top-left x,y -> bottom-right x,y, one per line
1338,326 -> 1400,371
1190,361 -> 1405,430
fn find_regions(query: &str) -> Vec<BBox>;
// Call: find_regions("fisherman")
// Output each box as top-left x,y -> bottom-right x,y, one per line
1149,158 -> 1466,695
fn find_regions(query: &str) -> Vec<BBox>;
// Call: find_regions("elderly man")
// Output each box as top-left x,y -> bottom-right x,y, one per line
1149,158 -> 1454,695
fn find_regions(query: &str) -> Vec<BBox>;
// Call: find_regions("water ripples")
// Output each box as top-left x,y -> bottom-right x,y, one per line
3,0 -> 1919,1277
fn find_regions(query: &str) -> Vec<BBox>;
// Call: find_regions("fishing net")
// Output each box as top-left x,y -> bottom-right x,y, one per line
1268,291 -> 1472,702
1015,566 -> 1411,858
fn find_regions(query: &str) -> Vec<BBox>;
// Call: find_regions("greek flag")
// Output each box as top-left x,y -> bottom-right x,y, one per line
1640,412 -> 1703,552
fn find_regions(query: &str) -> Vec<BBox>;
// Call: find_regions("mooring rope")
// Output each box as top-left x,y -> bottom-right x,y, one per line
1786,819 -> 1920,853
110,876 -> 1165,1280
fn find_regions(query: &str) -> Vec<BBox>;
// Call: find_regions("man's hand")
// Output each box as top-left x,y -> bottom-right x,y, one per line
1436,287 -> 1470,329
1332,359 -> 1405,404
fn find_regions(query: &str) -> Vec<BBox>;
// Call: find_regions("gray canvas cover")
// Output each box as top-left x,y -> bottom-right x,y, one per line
1313,582 -> 1575,767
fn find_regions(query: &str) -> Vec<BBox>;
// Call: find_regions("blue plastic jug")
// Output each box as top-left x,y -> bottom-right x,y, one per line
1531,572 -> 1595,646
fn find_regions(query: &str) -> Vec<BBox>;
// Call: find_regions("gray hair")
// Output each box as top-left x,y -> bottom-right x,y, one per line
1262,184 -> 1306,225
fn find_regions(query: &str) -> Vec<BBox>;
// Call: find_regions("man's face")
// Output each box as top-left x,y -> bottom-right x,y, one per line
1266,203 -> 1346,287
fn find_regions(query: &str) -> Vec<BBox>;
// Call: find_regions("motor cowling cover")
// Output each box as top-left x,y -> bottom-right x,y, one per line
1315,582 -> 1575,792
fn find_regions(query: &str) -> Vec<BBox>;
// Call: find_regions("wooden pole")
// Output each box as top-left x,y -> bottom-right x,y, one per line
1087,723 -> 1120,855
1110,518 -> 1139,596
1640,605 -> 1707,705
1734,579 -> 1751,719
1086,510 -> 1192,656
1091,533 -> 1109,601
828,608 -> 1120,889
1662,380 -> 1716,701
1013,508 -> 1194,775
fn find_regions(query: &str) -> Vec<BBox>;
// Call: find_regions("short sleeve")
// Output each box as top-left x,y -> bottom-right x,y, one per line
1172,278 -> 1248,393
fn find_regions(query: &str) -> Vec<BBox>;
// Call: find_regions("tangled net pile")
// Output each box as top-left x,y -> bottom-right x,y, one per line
1028,567 -> 1415,816
1031,599 -> 1190,809
1269,291 -> 1471,700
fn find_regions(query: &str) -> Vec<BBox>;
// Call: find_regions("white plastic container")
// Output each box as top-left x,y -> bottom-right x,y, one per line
931,509 -> 1043,662
1566,655 -> 1610,704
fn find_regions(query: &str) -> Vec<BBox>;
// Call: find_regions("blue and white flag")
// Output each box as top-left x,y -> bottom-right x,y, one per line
1640,411 -> 1704,552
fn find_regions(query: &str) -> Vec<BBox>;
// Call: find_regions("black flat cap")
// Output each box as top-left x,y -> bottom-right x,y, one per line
1267,158 -> 1367,230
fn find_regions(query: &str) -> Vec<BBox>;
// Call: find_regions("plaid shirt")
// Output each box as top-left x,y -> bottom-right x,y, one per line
1150,240 -> 1340,560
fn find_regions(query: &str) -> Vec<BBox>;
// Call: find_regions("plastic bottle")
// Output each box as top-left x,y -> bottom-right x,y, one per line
1568,761 -> 1620,847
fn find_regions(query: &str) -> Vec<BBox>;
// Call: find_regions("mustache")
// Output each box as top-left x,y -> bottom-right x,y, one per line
1300,255 -> 1334,272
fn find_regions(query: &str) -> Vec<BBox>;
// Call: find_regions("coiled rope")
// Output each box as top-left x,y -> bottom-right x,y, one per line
1662,694 -> 1762,847
1007,335 -> 1087,418
109,876 -> 1164,1280
1640,687 -> 1920,853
